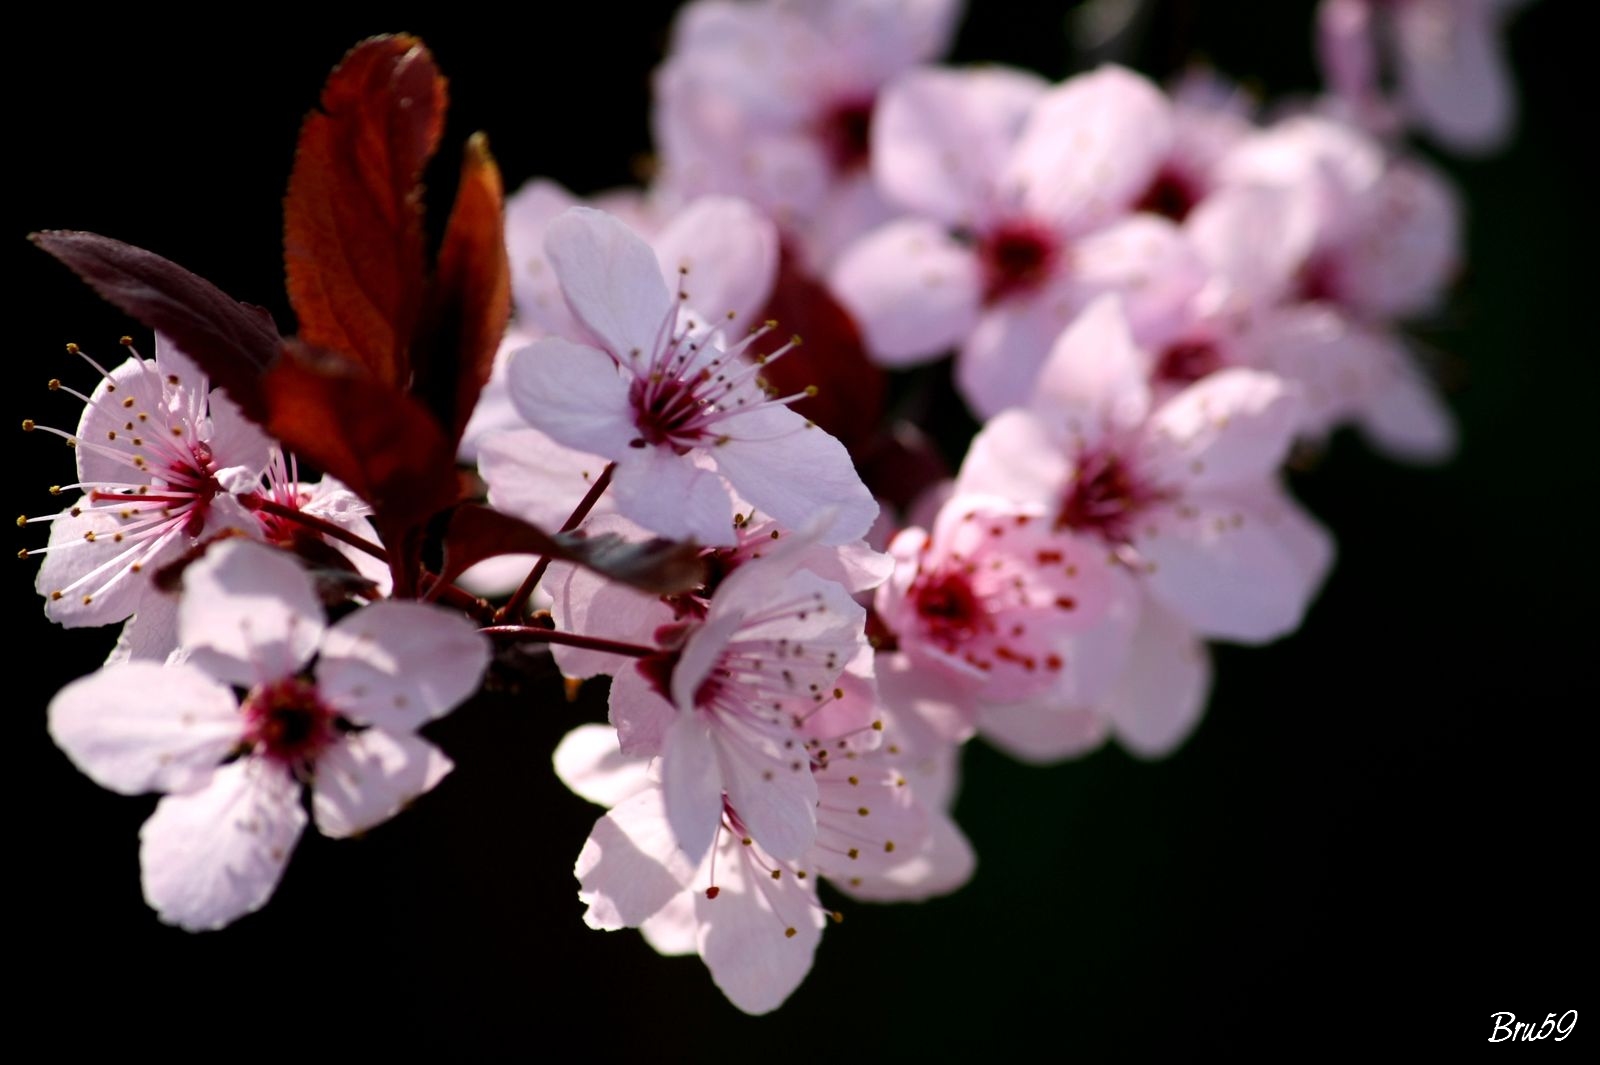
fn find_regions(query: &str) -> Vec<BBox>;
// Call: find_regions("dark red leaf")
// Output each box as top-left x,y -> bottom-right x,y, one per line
29,231 -> 280,420
284,34 -> 446,387
757,248 -> 886,453
260,342 -> 461,541
855,421 -> 951,515
415,132 -> 511,449
439,504 -> 706,596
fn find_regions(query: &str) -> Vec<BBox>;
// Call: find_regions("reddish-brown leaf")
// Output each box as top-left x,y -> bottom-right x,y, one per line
757,249 -> 886,453
439,504 -> 706,596
29,231 -> 280,420
284,34 -> 446,387
415,132 -> 511,449
260,342 -> 461,542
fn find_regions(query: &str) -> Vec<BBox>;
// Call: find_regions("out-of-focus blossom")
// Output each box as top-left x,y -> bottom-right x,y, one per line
831,64 -> 1204,417
1317,0 -> 1527,154
654,0 -> 963,269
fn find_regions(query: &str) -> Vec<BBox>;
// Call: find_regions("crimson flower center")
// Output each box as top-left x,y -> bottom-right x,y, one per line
243,678 -> 337,768
1057,449 -> 1164,542
979,220 -> 1061,303
630,376 -> 702,452
1154,339 -> 1226,386
818,96 -> 875,172
911,571 -> 988,650
1135,166 -> 1203,222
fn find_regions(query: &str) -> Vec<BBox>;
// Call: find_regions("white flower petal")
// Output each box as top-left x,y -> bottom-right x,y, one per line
316,601 -> 489,732
179,539 -> 324,689
545,207 -> 676,359
577,786 -> 699,930
552,724 -> 653,808
49,661 -> 241,795
139,759 -> 305,932
311,730 -> 452,839
505,339 -> 636,461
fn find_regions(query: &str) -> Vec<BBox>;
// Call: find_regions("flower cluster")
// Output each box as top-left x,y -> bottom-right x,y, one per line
22,0 -> 1525,1016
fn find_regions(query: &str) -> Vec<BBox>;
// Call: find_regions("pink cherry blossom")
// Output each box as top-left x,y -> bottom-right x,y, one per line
829,64 -> 1205,416
653,0 -> 962,268
505,207 -> 876,546
957,296 -> 1333,646
875,494 -> 1116,716
1317,0 -> 1526,154
23,335 -> 270,628
47,539 -> 489,931
555,709 -> 969,1014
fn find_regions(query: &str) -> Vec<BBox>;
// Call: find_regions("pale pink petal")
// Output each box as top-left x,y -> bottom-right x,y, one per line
1186,185 -> 1318,312
695,834 -> 825,1015
34,503 -> 170,629
505,178 -> 583,338
1103,601 -> 1212,758
1061,214 -> 1206,342
829,218 -> 982,366
1031,294 -> 1152,439
479,428 -> 615,531
73,354 -> 175,489
311,730 -> 452,838
639,889 -> 700,956
979,701 -> 1109,764
544,207 -> 675,358
576,787 -> 699,930
837,811 -> 976,902
1230,304 -> 1390,439
1358,351 -> 1458,464
654,196 -> 779,333
1134,495 -> 1324,644
799,171 -> 895,274
553,724 -> 653,808
1006,65 -> 1172,234
811,0 -> 963,76
1336,160 -> 1461,321
1395,0 -> 1515,154
459,326 -> 538,463
1316,0 -> 1379,107
720,739 -> 819,863
610,665 -> 681,759
1139,368 -> 1301,492
547,521 -> 675,679
711,405 -> 878,545
315,601 -> 489,732
1033,563 -> 1145,707
873,65 -> 1047,225
105,589 -> 181,666
139,759 -> 305,931
875,651 -> 978,756
954,410 -> 1069,507
662,715 -> 726,865
611,446 -> 737,546
954,300 -> 1067,419
202,390 -> 274,492
49,661 -> 240,795
178,539 -> 323,689
505,339 -> 636,461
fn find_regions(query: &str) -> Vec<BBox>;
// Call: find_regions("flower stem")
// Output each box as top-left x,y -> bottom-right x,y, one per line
241,493 -> 389,562
495,462 -> 617,623
480,625 -> 655,659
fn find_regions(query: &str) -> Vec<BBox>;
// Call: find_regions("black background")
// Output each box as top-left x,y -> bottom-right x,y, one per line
10,1 -> 1591,1054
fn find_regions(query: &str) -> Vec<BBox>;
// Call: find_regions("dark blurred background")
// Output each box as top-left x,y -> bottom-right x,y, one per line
10,1 -> 1591,1053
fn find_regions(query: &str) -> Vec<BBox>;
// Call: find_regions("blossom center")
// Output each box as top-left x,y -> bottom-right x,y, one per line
1154,339 -> 1226,386
1056,449 -> 1164,542
979,220 -> 1060,303
817,96 -> 875,172
243,678 -> 337,769
1135,166 -> 1203,222
910,571 -> 988,650
629,375 -> 703,453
